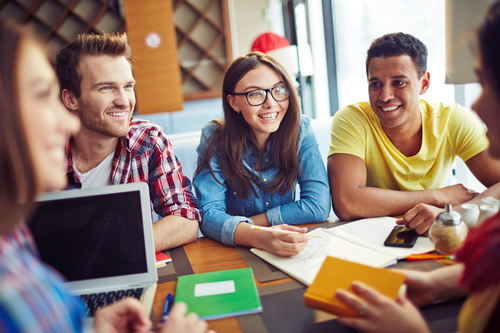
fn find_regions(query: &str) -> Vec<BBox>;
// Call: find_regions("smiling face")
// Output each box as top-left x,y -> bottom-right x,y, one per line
17,40 -> 80,192
472,55 -> 500,158
70,54 -> 135,139
368,55 -> 430,131
227,64 -> 289,149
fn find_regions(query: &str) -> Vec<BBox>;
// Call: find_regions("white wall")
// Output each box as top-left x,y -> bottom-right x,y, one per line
228,0 -> 285,59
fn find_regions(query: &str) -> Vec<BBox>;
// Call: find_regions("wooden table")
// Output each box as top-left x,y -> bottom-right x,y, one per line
152,235 -> 300,332
152,225 -> 461,332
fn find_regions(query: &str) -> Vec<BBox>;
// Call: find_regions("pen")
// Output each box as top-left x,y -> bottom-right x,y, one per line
161,293 -> 173,323
405,254 -> 455,261
250,225 -> 321,238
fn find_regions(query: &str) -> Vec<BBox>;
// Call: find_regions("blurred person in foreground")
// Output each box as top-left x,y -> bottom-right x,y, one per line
0,18 -> 212,333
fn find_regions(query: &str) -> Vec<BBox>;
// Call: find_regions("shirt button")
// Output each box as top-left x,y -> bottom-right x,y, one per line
265,158 -> 269,163
233,191 -> 237,195
263,178 -> 267,182
265,202 -> 269,206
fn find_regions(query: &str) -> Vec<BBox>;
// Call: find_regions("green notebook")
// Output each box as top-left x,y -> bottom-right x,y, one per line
174,267 -> 262,320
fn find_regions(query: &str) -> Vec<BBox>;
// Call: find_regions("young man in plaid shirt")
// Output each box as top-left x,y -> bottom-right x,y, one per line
56,33 -> 201,252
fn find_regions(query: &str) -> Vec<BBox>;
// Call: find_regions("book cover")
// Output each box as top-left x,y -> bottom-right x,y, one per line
174,267 -> 262,320
155,251 -> 172,264
304,256 -> 406,317
155,252 -> 172,268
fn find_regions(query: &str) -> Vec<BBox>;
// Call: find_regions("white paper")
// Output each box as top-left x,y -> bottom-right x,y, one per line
194,280 -> 235,297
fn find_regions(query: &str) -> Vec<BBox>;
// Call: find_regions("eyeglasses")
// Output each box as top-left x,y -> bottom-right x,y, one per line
233,85 -> 290,106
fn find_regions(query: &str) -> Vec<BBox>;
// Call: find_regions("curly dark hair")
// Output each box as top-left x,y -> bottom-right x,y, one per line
366,32 -> 428,78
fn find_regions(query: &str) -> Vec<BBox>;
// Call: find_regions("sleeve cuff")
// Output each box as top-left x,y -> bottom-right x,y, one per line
221,216 -> 253,246
266,206 -> 284,226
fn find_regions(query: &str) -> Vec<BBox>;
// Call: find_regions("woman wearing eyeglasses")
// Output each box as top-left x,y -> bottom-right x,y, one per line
193,52 -> 330,257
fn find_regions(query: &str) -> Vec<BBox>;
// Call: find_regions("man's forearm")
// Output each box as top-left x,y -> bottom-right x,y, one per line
152,216 -> 199,252
334,183 -> 477,221
334,187 -> 447,221
458,181 -> 500,210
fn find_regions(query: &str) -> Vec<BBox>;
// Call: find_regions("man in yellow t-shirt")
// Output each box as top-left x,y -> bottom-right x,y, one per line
327,32 -> 500,233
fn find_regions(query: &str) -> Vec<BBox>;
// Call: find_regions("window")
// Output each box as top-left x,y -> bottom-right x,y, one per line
331,0 -> 455,108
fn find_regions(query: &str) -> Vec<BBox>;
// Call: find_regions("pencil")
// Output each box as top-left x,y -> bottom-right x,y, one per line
405,254 -> 455,262
250,225 -> 321,238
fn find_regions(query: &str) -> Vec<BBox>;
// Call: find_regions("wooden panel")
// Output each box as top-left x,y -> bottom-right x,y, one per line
123,0 -> 183,113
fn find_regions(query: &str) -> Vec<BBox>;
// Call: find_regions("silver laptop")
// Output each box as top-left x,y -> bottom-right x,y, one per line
27,182 -> 157,322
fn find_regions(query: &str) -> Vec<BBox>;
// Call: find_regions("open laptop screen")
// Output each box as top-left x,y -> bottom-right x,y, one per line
28,190 -> 148,282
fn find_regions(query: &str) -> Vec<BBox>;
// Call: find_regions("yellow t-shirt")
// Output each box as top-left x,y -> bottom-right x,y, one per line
328,100 -> 488,190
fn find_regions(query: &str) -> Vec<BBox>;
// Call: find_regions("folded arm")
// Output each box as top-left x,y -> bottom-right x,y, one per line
195,167 -> 308,257
153,216 -> 199,252
398,150 -> 500,234
149,131 -> 201,251
328,154 -> 477,221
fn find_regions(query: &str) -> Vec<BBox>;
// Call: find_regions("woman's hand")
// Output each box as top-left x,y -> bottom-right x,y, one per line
257,224 -> 310,257
335,281 -> 430,333
234,222 -> 309,257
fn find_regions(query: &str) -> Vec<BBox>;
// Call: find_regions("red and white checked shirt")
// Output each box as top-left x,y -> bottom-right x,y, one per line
66,117 -> 201,222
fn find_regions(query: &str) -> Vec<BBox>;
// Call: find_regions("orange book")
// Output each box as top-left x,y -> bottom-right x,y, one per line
304,256 -> 406,317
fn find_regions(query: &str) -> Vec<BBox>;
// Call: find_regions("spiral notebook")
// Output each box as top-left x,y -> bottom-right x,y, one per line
250,217 -> 434,285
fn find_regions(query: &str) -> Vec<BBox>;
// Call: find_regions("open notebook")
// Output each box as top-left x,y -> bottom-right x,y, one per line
250,216 -> 434,285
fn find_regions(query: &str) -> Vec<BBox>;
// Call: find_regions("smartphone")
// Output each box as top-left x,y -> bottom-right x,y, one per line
384,225 -> 419,248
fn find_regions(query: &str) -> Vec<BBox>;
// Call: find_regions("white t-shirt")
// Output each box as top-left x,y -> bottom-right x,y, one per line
73,151 -> 114,189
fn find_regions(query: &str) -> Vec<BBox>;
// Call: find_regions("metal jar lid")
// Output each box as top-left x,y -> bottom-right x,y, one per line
436,203 -> 462,226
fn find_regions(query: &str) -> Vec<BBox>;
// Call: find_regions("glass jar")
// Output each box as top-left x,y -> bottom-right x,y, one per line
429,203 -> 468,254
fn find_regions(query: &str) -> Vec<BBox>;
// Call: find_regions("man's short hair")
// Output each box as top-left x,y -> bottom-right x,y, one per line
55,32 -> 132,98
366,32 -> 428,78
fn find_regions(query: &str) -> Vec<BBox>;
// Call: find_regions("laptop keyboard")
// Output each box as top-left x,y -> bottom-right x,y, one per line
79,287 -> 144,317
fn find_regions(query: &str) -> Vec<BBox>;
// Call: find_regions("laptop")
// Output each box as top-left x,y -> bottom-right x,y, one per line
27,182 -> 158,322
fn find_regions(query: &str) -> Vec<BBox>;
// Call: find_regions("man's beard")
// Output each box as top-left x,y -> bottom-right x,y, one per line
78,101 -> 131,138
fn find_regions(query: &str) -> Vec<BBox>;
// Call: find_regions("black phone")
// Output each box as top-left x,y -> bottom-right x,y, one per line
383,225 -> 419,248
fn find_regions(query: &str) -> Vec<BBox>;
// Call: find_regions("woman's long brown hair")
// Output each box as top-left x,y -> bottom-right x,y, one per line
0,19 -> 37,232
195,52 -> 301,199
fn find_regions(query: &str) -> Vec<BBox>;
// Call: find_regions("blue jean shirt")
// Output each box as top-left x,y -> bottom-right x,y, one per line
194,115 -> 331,246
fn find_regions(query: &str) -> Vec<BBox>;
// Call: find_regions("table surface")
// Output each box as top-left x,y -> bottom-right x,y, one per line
153,235 -> 286,332
152,224 -> 459,332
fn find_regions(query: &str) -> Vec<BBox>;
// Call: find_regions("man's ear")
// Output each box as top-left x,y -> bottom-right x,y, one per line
419,72 -> 430,95
61,89 -> 79,111
227,94 -> 240,113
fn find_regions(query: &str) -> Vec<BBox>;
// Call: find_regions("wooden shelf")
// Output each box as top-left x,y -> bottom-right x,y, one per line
173,0 -> 232,100
0,0 -> 125,59
0,0 -> 232,102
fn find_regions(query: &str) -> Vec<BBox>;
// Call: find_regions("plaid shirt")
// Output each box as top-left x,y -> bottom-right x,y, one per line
0,224 -> 85,332
66,117 -> 201,222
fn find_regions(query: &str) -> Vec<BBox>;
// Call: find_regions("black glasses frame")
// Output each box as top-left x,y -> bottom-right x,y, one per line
233,85 -> 290,106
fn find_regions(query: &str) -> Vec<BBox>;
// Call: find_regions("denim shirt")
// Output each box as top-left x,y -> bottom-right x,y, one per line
194,115 -> 331,246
